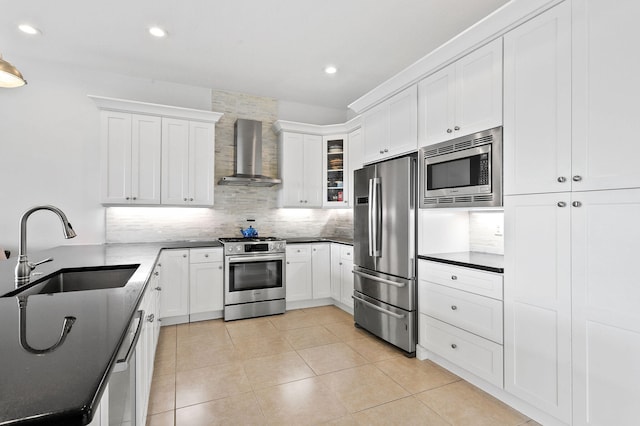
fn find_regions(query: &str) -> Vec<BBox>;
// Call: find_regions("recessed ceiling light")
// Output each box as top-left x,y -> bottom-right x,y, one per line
149,26 -> 167,38
324,65 -> 338,75
18,24 -> 41,35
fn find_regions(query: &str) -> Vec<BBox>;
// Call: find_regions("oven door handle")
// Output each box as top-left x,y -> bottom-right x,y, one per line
352,294 -> 405,319
352,270 -> 406,288
227,254 -> 285,263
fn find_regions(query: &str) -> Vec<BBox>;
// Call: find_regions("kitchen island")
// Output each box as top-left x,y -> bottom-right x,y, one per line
0,241 -> 220,426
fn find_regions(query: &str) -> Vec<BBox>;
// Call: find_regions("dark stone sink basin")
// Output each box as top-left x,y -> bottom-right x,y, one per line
2,264 -> 140,297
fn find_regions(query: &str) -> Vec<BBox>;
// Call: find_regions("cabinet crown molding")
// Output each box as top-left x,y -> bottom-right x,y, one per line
348,0 -> 563,115
273,116 -> 361,136
88,95 -> 223,123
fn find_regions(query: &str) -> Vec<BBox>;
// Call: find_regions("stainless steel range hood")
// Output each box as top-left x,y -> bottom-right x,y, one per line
218,119 -> 281,187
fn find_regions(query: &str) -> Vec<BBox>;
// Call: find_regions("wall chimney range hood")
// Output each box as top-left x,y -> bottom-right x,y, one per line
218,118 -> 281,187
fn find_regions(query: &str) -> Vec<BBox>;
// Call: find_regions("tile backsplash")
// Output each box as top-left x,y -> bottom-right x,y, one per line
469,211 -> 504,254
105,90 -> 353,243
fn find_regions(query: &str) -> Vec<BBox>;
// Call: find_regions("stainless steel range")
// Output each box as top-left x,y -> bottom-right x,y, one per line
219,237 -> 286,321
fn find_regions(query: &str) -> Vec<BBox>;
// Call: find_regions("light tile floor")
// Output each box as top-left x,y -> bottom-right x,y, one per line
146,305 -> 538,426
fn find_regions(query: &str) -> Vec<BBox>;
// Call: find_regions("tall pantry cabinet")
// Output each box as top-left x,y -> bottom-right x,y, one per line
504,1 -> 640,425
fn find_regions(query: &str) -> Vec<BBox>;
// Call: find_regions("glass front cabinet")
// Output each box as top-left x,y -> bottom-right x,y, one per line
322,134 -> 349,207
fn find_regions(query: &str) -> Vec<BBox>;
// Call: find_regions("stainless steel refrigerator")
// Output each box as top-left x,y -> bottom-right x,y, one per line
353,154 -> 417,355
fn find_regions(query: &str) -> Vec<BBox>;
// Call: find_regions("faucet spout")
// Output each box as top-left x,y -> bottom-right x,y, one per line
15,205 -> 77,287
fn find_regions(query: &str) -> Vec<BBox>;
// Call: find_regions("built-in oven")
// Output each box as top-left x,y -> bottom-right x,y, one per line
420,126 -> 503,208
220,237 -> 286,321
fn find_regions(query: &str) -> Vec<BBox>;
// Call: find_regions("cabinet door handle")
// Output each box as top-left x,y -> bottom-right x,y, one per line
379,150 -> 384,154
572,201 -> 582,208
572,175 -> 582,182
155,287 -> 162,291
451,305 -> 457,311
154,271 -> 159,276
132,197 -> 137,200
157,263 -> 162,267
451,275 -> 457,280
384,148 -> 388,153
451,343 -> 457,349
184,198 -> 188,201
286,261 -> 290,264
454,126 -> 460,131
125,196 -> 130,200
339,262 -> 343,265
190,198 -> 194,201
183,254 -> 187,258
147,314 -> 155,323
218,266 -> 222,270
557,201 -> 567,208
557,176 -> 567,183
204,253 -> 209,258
447,128 -> 453,133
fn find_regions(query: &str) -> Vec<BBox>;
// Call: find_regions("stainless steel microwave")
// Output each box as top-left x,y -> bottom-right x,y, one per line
419,126 -> 502,208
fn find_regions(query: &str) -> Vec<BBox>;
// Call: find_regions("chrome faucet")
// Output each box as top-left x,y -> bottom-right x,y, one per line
15,205 -> 77,287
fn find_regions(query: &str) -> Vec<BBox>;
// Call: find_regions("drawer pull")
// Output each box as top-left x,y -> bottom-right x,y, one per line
353,270 -> 406,288
451,343 -> 457,349
204,253 -> 209,258
352,295 -> 405,319
451,275 -> 457,280
154,287 -> 162,291
451,305 -> 457,311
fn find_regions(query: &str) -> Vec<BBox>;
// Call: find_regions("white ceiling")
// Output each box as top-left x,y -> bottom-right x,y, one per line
1,0 -> 509,110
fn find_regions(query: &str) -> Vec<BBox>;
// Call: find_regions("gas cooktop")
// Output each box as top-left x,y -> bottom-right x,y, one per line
218,237 -> 282,243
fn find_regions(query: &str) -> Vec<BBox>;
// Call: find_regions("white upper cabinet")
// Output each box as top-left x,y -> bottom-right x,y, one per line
419,38 -> 502,147
279,132 -> 323,207
100,111 -> 161,204
91,96 -> 222,207
362,85 -> 417,164
161,118 -> 215,206
572,0 -> 640,192
347,128 -> 363,207
322,134 -> 349,207
503,2 -> 572,196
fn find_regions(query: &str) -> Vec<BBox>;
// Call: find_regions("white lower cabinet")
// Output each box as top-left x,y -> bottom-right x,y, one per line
158,249 -> 190,323
311,244 -> 331,298
189,248 -> 224,320
158,247 -> 224,325
330,243 -> 354,309
418,259 -> 503,387
285,243 -> 333,305
570,189 -> 640,425
285,245 -> 313,302
504,193 -> 572,423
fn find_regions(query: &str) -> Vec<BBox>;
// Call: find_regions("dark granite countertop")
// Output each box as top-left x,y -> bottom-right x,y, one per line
418,251 -> 504,273
284,237 -> 353,245
0,241 -> 225,426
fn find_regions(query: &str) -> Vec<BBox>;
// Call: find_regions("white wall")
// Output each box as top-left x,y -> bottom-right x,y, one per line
0,55 -> 212,255
278,99 -> 348,125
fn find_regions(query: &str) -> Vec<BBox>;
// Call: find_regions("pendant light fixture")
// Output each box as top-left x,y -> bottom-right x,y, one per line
0,54 -> 27,88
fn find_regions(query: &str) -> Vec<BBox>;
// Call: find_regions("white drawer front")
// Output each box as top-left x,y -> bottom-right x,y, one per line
340,245 -> 353,261
190,248 -> 223,263
419,260 -> 503,300
420,314 -> 504,388
419,281 -> 503,343
286,244 -> 312,259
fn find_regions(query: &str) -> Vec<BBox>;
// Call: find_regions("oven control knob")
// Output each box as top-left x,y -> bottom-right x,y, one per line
236,246 -> 242,252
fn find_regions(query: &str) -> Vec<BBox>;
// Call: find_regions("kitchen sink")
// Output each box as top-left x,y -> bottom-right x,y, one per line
2,264 -> 140,297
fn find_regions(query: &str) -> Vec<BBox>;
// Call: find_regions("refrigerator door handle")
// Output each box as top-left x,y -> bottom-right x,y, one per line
368,178 -> 374,257
352,270 -> 406,288
371,177 -> 381,257
352,294 -> 405,319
